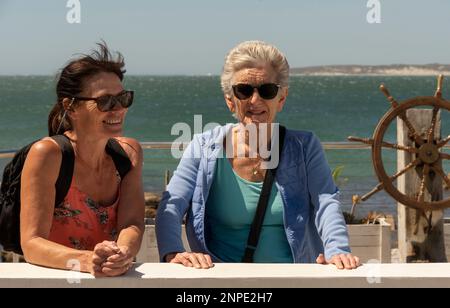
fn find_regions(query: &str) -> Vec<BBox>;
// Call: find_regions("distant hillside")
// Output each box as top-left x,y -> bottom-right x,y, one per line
290,64 -> 450,76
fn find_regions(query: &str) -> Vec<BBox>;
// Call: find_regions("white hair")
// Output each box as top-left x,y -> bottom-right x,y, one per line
220,41 -> 290,97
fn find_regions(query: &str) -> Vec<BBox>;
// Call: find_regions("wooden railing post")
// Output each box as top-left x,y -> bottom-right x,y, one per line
164,170 -> 171,190
397,109 -> 447,262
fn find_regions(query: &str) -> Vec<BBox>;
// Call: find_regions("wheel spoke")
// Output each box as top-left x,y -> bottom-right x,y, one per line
437,135 -> 450,148
390,158 -> 421,182
360,159 -> 421,202
417,164 -> 430,203
398,111 -> 424,146
435,74 -> 444,98
379,84 -> 423,145
440,152 -> 450,160
379,84 -> 399,108
427,106 -> 440,143
431,164 -> 450,188
347,136 -> 372,145
347,136 -> 418,153
381,141 -> 418,153
360,183 -> 384,201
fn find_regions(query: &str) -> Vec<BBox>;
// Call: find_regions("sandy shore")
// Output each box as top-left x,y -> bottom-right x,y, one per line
292,70 -> 450,76
291,65 -> 450,76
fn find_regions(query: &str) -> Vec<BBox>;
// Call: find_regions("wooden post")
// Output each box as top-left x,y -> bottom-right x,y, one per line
397,109 -> 447,262
379,219 -> 391,263
164,170 -> 171,190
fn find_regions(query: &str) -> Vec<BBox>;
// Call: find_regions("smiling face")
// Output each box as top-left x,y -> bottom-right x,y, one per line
225,66 -> 287,126
70,72 -> 127,138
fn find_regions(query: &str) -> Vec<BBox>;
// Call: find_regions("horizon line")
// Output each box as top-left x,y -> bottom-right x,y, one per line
2,63 -> 450,77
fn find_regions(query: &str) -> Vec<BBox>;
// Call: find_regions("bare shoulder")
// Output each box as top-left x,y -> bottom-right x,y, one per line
28,138 -> 62,162
113,137 -> 143,166
24,138 -> 62,179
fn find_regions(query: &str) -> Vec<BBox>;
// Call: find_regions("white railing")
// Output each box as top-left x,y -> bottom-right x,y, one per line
1,262 -> 450,288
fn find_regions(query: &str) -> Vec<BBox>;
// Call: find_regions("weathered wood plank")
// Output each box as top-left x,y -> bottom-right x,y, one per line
349,235 -> 380,247
397,109 -> 447,262
347,225 -> 384,236
349,247 -> 382,262
380,221 -> 392,262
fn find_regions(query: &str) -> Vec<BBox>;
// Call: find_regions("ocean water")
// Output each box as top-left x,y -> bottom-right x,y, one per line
1,75 -> 450,219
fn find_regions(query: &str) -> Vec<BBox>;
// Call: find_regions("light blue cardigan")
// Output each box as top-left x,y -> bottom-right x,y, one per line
156,124 -> 351,262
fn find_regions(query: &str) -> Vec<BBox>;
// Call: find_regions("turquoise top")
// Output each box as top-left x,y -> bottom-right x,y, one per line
205,158 -> 293,263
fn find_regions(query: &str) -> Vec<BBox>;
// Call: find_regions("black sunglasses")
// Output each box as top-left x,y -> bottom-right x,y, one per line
73,90 -> 134,112
232,83 -> 281,100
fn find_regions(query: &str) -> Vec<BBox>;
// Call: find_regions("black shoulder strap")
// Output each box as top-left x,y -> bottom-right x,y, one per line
51,135 -> 75,208
242,125 -> 287,263
105,138 -> 132,179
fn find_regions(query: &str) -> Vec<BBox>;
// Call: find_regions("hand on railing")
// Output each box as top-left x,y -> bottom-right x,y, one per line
165,252 -> 214,269
316,253 -> 360,270
90,241 -> 133,277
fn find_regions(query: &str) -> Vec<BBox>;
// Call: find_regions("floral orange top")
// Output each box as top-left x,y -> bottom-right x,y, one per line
48,184 -> 120,251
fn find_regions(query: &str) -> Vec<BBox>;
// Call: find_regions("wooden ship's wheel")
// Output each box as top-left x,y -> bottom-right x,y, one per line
348,75 -> 450,211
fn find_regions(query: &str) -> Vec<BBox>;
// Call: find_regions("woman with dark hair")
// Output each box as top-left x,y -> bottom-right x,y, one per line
20,42 -> 144,277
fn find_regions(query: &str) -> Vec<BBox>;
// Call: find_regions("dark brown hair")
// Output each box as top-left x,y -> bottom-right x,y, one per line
48,41 -> 126,136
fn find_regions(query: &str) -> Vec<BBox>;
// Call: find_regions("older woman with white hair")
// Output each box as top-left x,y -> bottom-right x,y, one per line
156,41 -> 359,269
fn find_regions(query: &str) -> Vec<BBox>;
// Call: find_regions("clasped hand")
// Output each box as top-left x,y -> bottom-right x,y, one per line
89,241 -> 134,277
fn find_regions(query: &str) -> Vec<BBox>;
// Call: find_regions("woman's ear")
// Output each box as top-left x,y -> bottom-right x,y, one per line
61,98 -> 77,123
62,98 -> 75,112
277,87 -> 288,112
225,94 -> 236,113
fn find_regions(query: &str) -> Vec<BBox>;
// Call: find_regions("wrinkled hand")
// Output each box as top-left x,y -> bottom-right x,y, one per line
101,245 -> 134,277
165,252 -> 214,269
90,241 -> 133,277
89,241 -> 120,277
316,253 -> 360,270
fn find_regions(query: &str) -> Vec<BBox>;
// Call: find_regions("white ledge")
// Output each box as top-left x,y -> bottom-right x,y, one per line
1,263 -> 450,288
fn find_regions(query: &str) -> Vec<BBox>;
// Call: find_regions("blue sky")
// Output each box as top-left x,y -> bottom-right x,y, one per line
1,0 -> 450,75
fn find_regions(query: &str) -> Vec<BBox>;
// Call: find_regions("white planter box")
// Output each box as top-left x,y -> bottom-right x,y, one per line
347,221 -> 391,263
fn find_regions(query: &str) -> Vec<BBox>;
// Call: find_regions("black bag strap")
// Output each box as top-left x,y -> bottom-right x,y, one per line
242,125 -> 286,263
105,138 -> 132,179
51,135 -> 75,208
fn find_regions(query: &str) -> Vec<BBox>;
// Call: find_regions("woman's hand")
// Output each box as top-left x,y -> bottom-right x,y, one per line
101,245 -> 134,276
316,253 -> 360,270
165,252 -> 214,269
88,241 -> 118,277
89,241 -> 133,277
